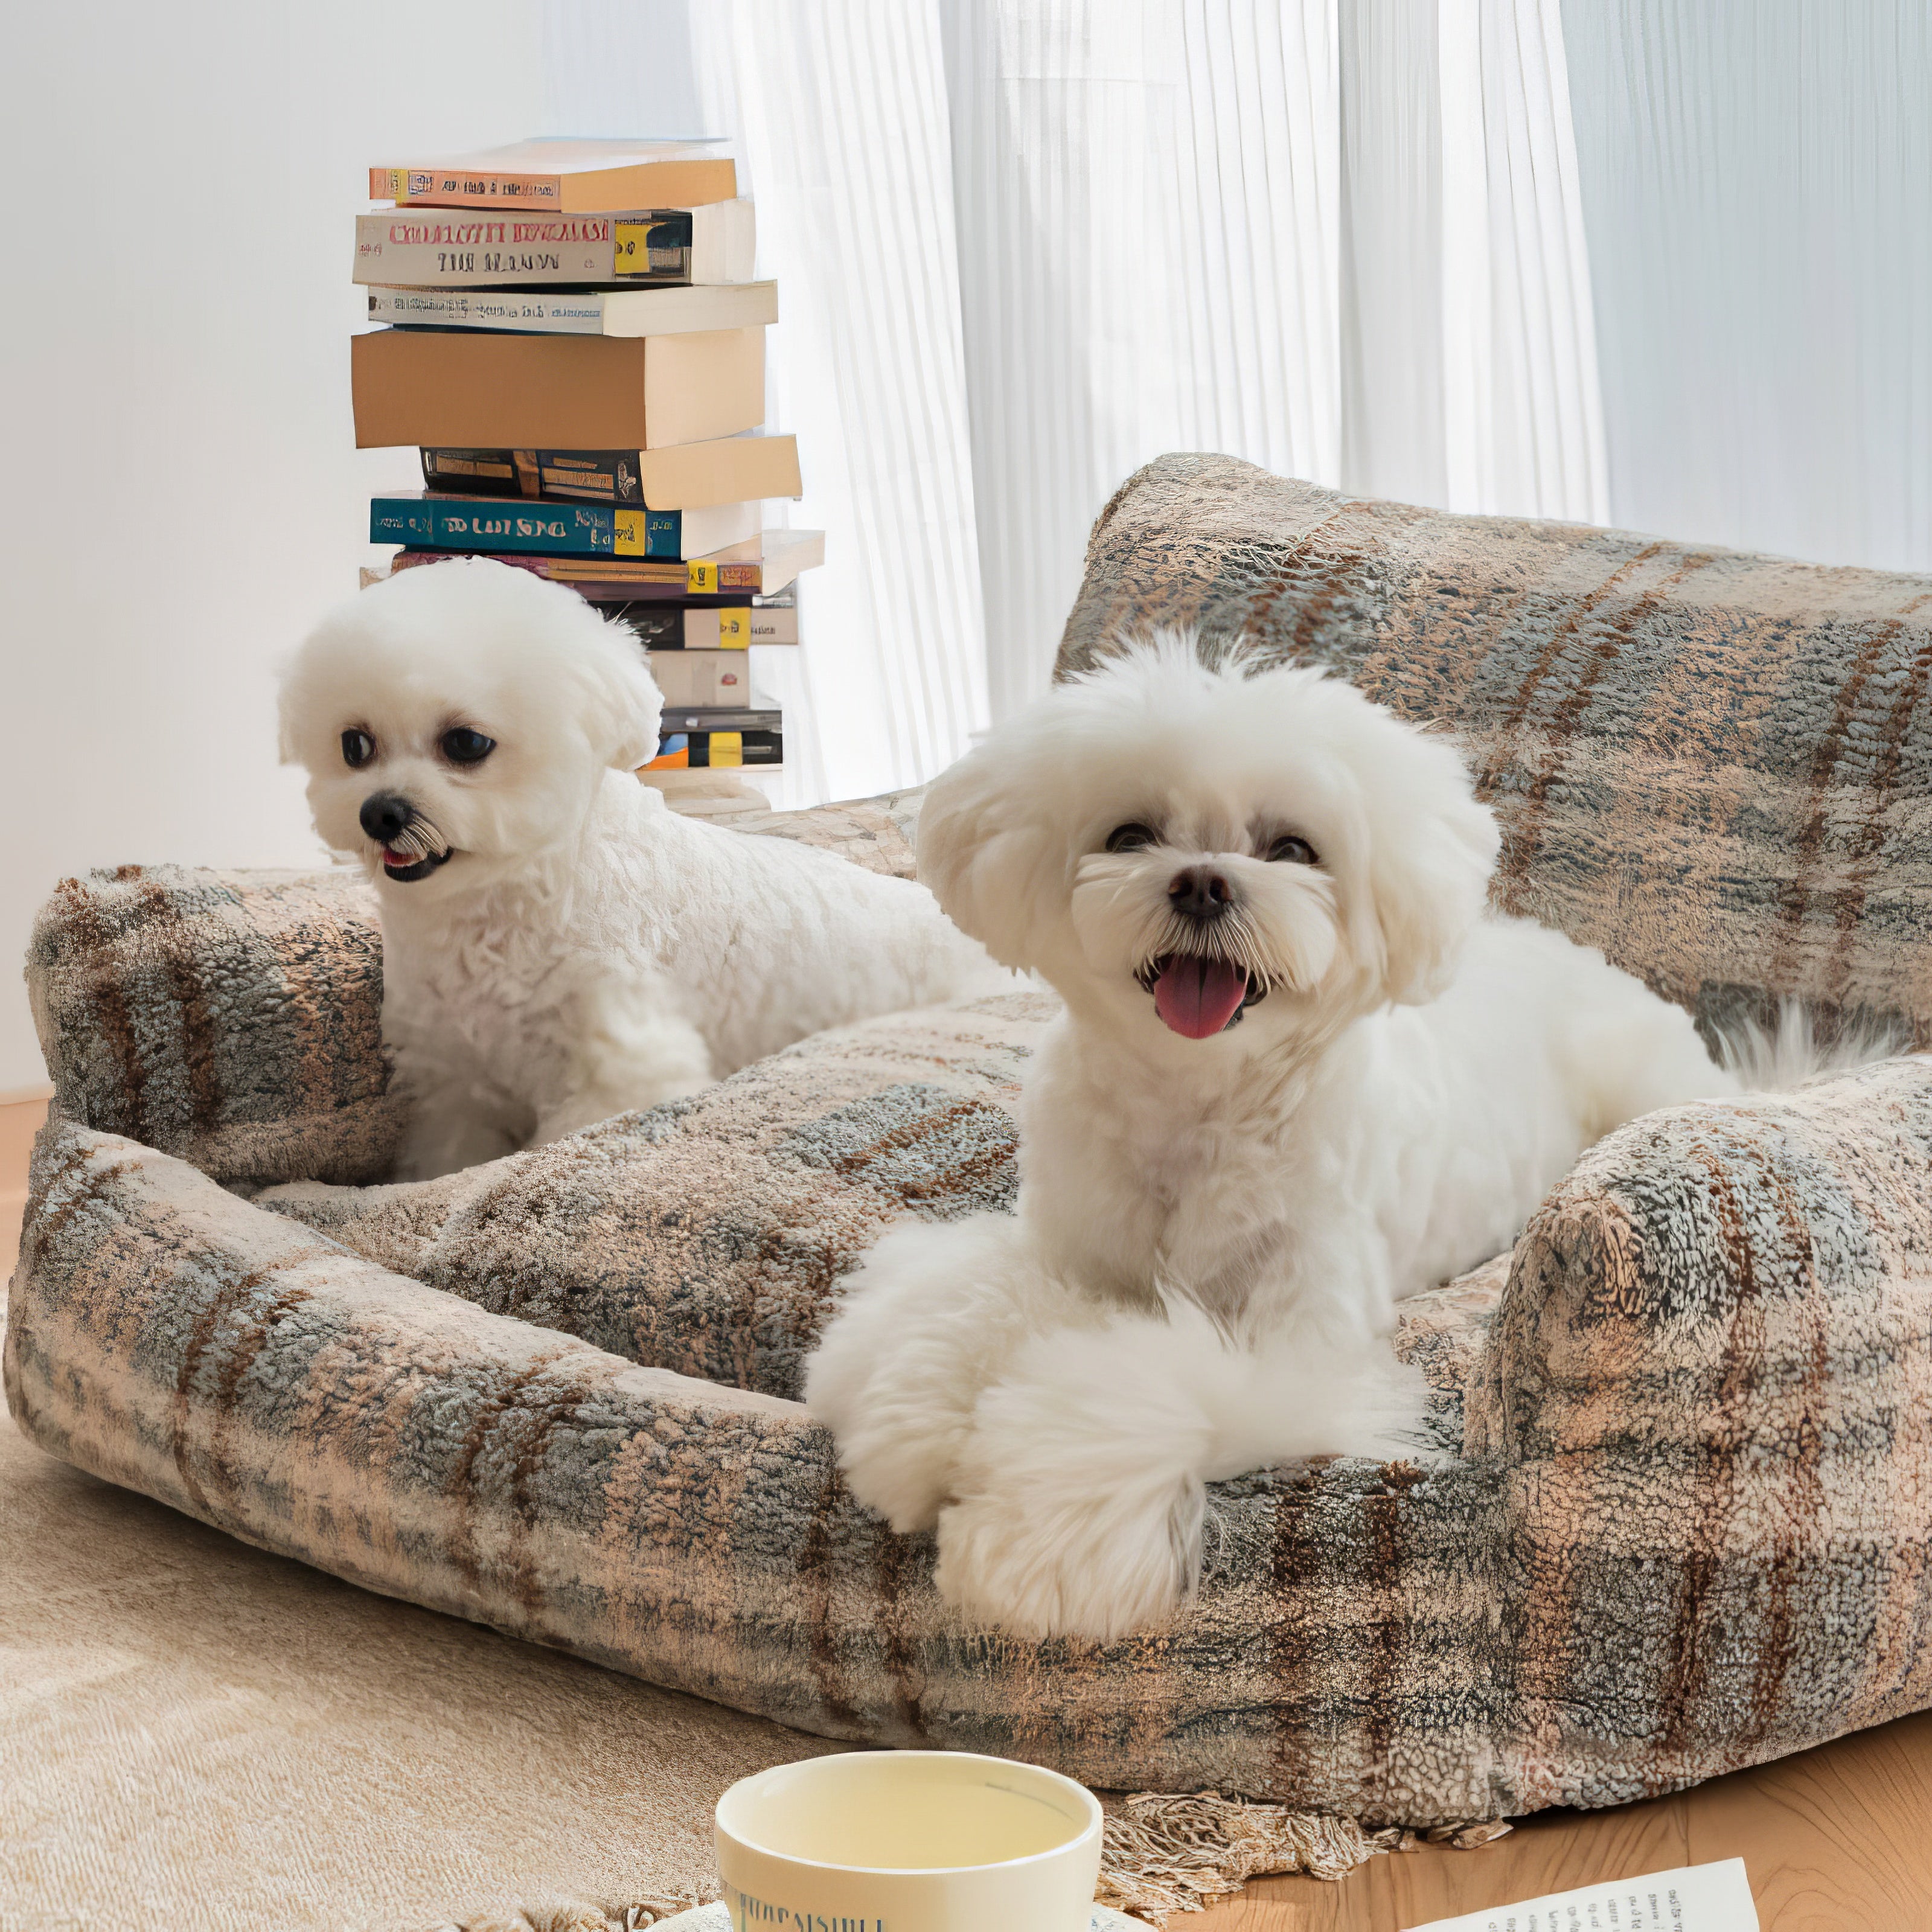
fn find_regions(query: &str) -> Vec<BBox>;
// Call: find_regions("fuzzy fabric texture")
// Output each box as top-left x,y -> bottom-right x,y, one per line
14,462 -> 1932,1837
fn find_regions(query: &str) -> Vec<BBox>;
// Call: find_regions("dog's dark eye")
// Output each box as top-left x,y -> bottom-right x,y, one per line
440,727 -> 496,766
1105,822 -> 1159,853
1267,834 -> 1319,865
341,729 -> 375,769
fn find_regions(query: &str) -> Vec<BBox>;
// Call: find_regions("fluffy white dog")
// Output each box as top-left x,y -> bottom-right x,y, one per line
805,638 -> 1747,1640
279,558 -> 1006,1179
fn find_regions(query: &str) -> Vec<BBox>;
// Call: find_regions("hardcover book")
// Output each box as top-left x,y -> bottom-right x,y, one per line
369,491 -> 758,561
647,649 -> 756,706
366,280 -> 778,337
353,200 -> 755,288
647,708 -> 782,770
370,139 -> 737,212
350,328 -> 766,449
420,433 -> 801,509
389,529 -> 820,600
600,600 -> 799,648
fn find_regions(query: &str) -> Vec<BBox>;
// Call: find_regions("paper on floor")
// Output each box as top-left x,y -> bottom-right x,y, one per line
1401,1858 -> 1759,1932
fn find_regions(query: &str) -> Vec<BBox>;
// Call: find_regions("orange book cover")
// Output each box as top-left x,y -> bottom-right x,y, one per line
370,139 -> 736,212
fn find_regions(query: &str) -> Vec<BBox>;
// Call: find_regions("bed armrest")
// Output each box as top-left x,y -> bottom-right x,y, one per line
26,864 -> 400,1189
1465,1056 -> 1932,1461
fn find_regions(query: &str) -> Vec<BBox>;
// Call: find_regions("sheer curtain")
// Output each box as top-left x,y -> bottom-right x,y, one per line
547,0 -> 1607,801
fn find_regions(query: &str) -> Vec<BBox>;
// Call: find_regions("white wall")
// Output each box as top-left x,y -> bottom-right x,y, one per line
1561,0 -> 1932,569
0,1 -> 549,1089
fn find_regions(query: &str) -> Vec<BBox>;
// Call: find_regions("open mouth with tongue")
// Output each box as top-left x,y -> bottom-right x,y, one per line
380,843 -> 453,883
1139,953 -> 1265,1038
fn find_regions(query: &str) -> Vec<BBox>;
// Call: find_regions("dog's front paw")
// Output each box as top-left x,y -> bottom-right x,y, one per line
933,1467 -> 1203,1642
827,1406 -> 964,1535
805,1320 -> 963,1534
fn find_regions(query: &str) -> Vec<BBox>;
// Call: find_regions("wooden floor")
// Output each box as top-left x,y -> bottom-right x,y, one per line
4,1090 -> 1929,1930
1194,1707 -> 1932,1929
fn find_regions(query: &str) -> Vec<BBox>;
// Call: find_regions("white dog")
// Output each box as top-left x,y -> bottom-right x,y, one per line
279,558 -> 1006,1179
806,638 -> 1747,1640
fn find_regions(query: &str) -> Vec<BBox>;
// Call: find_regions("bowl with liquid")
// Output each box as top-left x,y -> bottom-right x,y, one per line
714,1750 -> 1104,1931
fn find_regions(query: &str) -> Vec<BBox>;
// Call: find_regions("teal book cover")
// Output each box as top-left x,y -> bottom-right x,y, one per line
370,492 -> 683,558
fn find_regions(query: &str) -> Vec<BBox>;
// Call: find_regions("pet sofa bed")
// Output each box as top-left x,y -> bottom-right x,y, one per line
12,457 -> 1932,1832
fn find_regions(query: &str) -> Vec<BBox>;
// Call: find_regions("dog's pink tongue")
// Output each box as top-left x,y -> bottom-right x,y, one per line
1153,958 -> 1249,1038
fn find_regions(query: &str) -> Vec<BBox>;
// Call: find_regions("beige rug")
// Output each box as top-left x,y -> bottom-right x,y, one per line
0,1352 -> 843,1932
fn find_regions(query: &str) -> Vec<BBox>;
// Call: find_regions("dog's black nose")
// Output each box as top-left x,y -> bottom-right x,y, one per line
359,792 -> 414,843
1168,866 -> 1233,920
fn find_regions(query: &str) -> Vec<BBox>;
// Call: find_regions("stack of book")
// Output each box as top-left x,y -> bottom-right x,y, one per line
353,138 -> 822,776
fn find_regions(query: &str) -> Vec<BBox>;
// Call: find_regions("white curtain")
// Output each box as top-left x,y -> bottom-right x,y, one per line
548,0 -> 1608,801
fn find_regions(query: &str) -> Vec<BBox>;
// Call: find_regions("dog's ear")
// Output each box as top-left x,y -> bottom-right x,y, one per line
575,630 -> 666,771
916,747 -> 1063,968
1349,730 -> 1499,1006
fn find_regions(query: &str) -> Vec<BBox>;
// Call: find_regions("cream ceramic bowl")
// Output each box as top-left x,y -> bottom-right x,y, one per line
714,1750 -> 1105,1932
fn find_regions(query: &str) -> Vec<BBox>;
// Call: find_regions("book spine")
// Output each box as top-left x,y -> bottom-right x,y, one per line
389,551 -> 740,593
353,212 -> 692,287
647,725 -> 782,770
609,606 -> 739,648
647,650 -> 755,706
744,605 -> 798,645
376,499 -> 687,559
421,448 -> 651,505
373,166 -> 565,206
368,288 -> 607,334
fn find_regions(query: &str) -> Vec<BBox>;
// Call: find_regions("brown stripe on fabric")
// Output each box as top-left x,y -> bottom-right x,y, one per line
1358,1471 -> 1424,1775
442,1350 -> 580,1596
13,1140 -> 113,1284
1354,533 -> 1542,703
1262,1466 -> 1328,1798
1742,1139 -> 1829,1745
828,1097 -> 1012,1203
498,1369 -> 595,1622
162,942 -> 225,1144
1767,610 -> 1922,991
1494,554 -> 1716,914
271,893 -> 368,1135
1477,543 -> 1667,787
795,1458 -> 864,1732
1656,1137 -> 1771,1765
200,1278 -> 322,1510
1236,494 -> 1437,668
1264,499 -> 1392,665
872,1522 -> 935,1742
171,1262 -> 285,1516
1822,601 -> 1932,994
50,878 -> 150,1138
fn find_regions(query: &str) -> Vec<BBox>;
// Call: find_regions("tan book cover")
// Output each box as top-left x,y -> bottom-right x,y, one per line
370,139 -> 737,212
631,433 -> 803,510
351,328 -> 766,450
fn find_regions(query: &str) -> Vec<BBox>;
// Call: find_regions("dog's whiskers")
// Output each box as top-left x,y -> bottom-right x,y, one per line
380,815 -> 449,861
1134,906 -> 1282,994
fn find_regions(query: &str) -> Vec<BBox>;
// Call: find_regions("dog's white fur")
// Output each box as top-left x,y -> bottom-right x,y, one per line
806,639 -> 1742,1640
279,558 -> 1006,1179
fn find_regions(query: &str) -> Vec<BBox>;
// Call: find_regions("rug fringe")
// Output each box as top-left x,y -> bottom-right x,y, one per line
1096,1792 -> 1512,1927
393,1891 -> 715,1932
397,1798 -> 1515,1932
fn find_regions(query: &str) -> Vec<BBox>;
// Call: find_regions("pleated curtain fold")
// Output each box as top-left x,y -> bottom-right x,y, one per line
603,0 -> 1610,802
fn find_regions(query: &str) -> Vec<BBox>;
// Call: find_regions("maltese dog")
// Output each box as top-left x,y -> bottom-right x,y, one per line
279,558 -> 1006,1179
805,636 -> 1744,1640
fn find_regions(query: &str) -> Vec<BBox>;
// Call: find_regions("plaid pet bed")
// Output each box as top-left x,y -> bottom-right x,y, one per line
11,460 -> 1932,1825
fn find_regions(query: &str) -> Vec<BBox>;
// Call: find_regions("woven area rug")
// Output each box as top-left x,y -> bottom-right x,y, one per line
0,1319 -> 838,1931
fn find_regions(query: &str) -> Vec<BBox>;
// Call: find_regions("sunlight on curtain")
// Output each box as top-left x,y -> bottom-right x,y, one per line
685,1 -> 991,807
549,0 -> 1606,790
944,0 -> 1346,721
